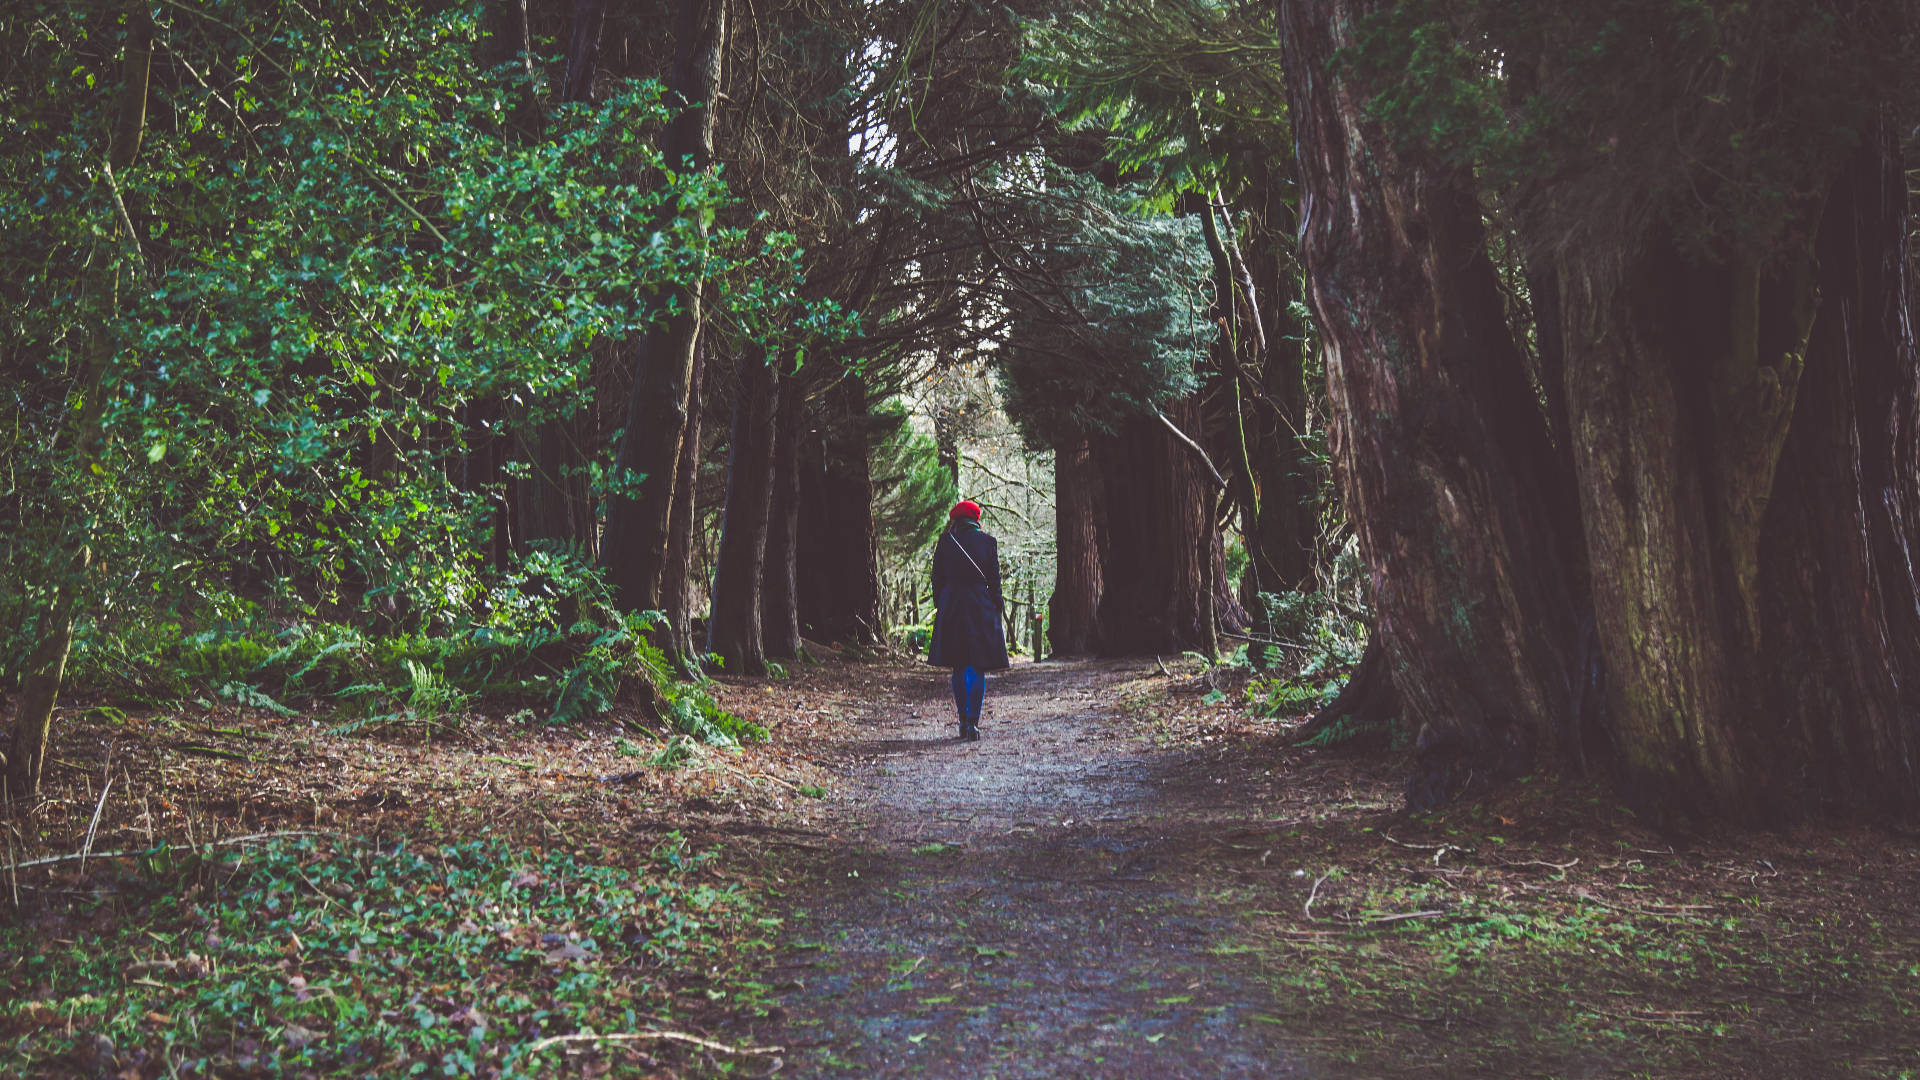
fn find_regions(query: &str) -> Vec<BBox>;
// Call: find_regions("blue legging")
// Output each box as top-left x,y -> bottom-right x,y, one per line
950,666 -> 984,721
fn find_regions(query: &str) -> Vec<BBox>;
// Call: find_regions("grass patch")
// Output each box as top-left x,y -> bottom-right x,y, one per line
2,834 -> 757,1077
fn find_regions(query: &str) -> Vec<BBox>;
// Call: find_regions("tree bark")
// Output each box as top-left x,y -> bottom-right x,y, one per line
1047,435 -> 1103,657
660,331 -> 709,667
1244,226 -> 1317,599
496,0 -> 604,558
511,413 -> 597,557
796,374 -> 883,644
1210,516 -> 1248,637
1756,108 -> 1920,815
762,365 -> 806,660
706,350 -> 779,676
1094,400 -> 1216,655
1562,107 -> 1920,820
601,0 -> 727,613
1279,0 -> 1591,805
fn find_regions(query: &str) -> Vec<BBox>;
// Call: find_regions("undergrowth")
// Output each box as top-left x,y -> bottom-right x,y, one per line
61,549 -> 764,746
0,834 -> 768,1077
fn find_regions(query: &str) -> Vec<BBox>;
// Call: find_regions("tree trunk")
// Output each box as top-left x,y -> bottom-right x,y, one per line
660,331 -> 709,667
10,8 -> 152,801
1756,108 -> 1920,815
1279,0 -> 1591,805
1560,107 -> 1920,821
1244,231 -> 1317,599
706,350 -> 779,676
796,374 -> 883,644
601,0 -> 727,613
8,588 -> 77,801
1047,436 -> 1103,657
496,0 -> 604,560
1211,517 -> 1249,636
511,413 -> 597,557
762,365 -> 806,660
1094,401 -> 1215,655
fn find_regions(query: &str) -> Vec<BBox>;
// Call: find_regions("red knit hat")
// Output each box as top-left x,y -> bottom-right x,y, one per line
949,500 -> 982,521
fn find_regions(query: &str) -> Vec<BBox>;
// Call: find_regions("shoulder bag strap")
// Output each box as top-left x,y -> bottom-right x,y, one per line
945,530 -> 988,583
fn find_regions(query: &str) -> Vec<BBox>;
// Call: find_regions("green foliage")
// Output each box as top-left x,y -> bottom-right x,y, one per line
0,834 -> 749,1076
1246,590 -> 1369,722
896,622 -> 935,653
635,633 -> 769,746
870,401 -> 960,562
0,3 -> 822,715
67,543 -> 762,743
1020,0 -> 1290,198
995,165 -> 1216,445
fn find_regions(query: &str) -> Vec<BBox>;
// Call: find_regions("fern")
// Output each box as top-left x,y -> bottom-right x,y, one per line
216,681 -> 296,717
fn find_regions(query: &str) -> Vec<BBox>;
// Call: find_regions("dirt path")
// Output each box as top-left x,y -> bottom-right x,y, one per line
737,658 -> 1314,1079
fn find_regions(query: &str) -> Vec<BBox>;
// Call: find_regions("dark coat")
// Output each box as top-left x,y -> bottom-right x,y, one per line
927,523 -> 1009,671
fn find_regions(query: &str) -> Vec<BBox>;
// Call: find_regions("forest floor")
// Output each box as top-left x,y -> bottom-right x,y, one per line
5,651 -> 1920,1078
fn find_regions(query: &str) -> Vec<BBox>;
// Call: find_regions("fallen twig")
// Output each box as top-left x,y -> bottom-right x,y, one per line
1570,887 -> 1632,913
80,773 -> 115,875
5,829 -> 334,873
1494,856 -> 1580,872
1154,656 -> 1173,678
1304,870 -> 1332,920
174,743 -> 261,763
527,1029 -> 783,1057
1345,909 -> 1447,925
1383,833 -> 1474,865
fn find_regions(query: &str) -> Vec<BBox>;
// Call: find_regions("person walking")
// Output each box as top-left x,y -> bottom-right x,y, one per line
928,500 -> 1008,740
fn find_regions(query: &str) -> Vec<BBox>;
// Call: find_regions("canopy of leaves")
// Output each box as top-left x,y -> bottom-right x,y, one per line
992,163 -> 1216,446
1019,0 -> 1291,198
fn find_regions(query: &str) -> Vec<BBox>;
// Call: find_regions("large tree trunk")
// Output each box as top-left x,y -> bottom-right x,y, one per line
660,332 -> 709,667
706,351 -> 779,676
1279,0 -> 1592,804
1756,109 -> 1920,815
1047,436 -> 1103,657
762,366 -> 806,660
1560,107 -> 1920,821
796,375 -> 883,644
1558,240 -> 1773,818
601,0 -> 727,613
1094,401 -> 1216,655
499,0 -> 601,559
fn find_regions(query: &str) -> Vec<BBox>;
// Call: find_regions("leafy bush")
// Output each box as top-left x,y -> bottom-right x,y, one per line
1246,588 -> 1369,721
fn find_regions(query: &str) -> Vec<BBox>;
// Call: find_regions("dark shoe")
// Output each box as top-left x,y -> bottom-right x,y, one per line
960,724 -> 980,741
